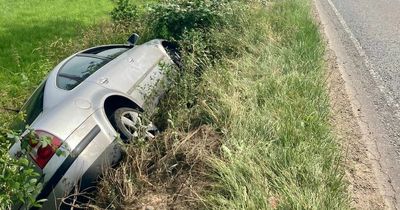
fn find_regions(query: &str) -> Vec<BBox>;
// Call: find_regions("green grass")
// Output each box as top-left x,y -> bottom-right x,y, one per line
200,1 -> 350,209
0,0 -> 113,122
94,0 -> 351,208
0,0 -> 113,69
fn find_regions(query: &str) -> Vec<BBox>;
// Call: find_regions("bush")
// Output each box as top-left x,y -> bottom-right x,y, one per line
149,0 -> 233,39
0,129 -> 42,209
148,0 -> 248,130
110,0 -> 140,25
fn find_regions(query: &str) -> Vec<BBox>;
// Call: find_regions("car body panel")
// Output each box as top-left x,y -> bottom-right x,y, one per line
40,114 -> 121,209
42,56 -> 73,111
87,40 -> 170,108
8,38 -> 176,209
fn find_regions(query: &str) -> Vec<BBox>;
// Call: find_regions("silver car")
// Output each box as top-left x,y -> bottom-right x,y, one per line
9,34 -> 178,209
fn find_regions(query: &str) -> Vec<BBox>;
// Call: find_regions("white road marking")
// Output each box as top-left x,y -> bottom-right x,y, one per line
326,0 -> 400,118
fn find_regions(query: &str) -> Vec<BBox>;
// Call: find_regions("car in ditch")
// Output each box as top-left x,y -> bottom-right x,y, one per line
9,34 -> 179,210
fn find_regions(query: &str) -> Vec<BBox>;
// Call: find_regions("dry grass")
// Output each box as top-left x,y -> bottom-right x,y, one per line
92,126 -> 220,209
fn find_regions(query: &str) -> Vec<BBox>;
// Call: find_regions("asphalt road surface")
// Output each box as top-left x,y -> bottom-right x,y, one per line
316,0 -> 400,209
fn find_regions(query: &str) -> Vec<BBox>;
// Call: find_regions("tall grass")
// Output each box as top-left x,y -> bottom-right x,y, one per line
200,1 -> 350,208
96,0 -> 350,209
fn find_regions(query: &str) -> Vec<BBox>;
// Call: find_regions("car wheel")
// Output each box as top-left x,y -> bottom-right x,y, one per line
111,107 -> 157,142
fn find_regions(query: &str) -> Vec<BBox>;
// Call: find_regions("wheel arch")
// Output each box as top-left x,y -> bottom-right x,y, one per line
103,95 -> 143,123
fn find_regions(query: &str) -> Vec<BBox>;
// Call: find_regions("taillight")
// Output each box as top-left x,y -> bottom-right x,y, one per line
28,130 -> 62,169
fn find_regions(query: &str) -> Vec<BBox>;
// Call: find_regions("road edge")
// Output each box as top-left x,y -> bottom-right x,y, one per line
313,0 -> 387,209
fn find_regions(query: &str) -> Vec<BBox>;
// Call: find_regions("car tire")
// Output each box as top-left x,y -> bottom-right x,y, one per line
111,107 -> 143,142
111,107 -> 159,142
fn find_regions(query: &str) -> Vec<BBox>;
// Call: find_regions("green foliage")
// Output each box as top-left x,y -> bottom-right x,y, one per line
2,121 -> 71,209
153,33 -> 209,130
110,0 -> 139,25
0,129 -> 42,209
148,0 -> 232,39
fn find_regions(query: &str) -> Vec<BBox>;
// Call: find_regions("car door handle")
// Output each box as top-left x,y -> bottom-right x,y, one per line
98,78 -> 109,84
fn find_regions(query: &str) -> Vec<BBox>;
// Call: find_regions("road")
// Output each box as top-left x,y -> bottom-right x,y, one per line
316,0 -> 400,209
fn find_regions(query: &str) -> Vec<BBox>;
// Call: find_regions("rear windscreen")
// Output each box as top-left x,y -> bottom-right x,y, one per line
56,55 -> 108,90
12,80 -> 46,130
56,46 -> 131,90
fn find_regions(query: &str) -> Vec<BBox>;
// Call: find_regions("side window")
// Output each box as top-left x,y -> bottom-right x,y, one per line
57,56 -> 108,90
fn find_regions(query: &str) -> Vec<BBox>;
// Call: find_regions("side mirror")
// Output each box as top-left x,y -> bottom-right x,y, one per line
127,33 -> 139,45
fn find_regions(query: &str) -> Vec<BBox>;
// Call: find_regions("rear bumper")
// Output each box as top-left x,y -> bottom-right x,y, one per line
30,109 -> 121,210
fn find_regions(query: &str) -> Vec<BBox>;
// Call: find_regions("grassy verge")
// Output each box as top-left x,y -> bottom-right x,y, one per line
204,1 -> 350,208
94,0 -> 350,209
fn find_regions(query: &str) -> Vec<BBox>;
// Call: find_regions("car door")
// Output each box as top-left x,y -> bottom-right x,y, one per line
124,42 -> 171,109
87,42 -> 172,108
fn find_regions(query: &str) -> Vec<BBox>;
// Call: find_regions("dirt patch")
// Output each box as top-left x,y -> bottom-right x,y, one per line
92,125 -> 220,210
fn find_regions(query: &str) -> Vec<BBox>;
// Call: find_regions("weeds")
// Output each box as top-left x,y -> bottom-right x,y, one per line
94,126 -> 220,209
0,128 -> 43,209
148,0 -> 232,39
104,0 -> 350,209
110,0 -> 140,25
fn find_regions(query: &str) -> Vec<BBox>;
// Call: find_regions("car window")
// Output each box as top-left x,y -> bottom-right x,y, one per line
83,46 -> 131,59
12,80 -> 46,130
96,47 -> 129,59
57,55 -> 108,90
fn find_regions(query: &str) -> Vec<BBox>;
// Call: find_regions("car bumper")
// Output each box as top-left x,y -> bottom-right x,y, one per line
30,109 -> 121,210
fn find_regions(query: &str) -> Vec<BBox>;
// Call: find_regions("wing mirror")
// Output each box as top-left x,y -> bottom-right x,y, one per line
127,33 -> 139,45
